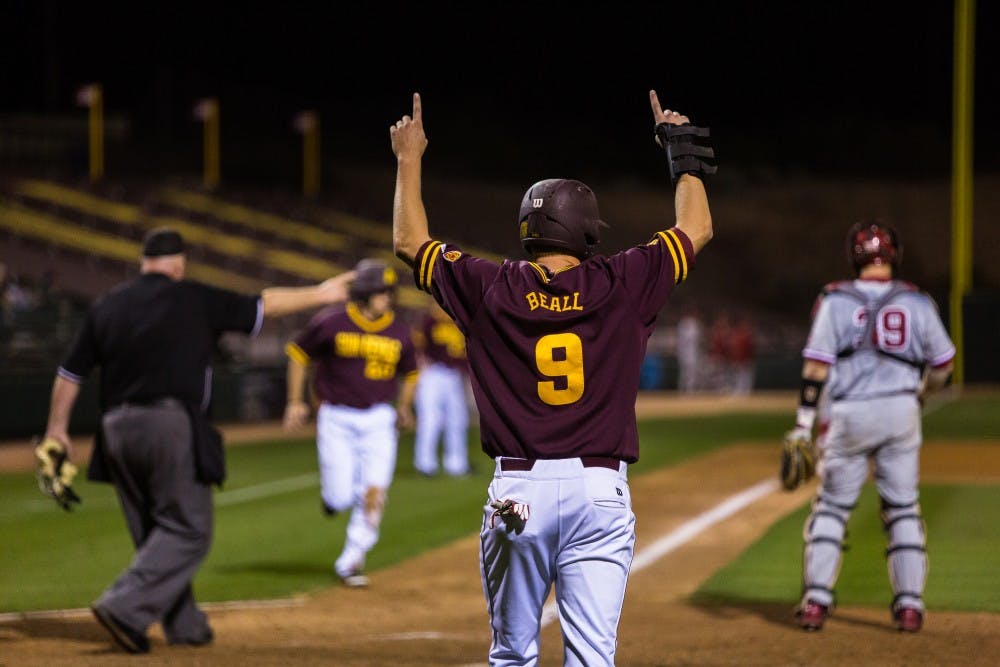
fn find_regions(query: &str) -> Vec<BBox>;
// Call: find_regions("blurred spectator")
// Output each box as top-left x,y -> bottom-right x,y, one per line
676,306 -> 703,393
3,271 -> 35,312
729,314 -> 757,395
708,313 -> 733,392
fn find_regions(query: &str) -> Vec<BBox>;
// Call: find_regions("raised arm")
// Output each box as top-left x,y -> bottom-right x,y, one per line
390,93 -> 431,266
261,271 -> 355,318
649,90 -> 713,255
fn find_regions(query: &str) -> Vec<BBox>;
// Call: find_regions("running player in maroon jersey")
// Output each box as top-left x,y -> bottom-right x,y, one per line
283,259 -> 418,587
390,91 -> 714,665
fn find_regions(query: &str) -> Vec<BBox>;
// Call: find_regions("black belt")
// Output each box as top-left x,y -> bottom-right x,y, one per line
499,456 -> 623,472
107,397 -> 183,411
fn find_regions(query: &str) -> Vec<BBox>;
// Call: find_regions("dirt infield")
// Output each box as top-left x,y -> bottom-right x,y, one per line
3,393 -> 999,665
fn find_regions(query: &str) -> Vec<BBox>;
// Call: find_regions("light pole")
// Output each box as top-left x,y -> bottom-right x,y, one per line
194,98 -> 220,190
294,110 -> 320,198
76,83 -> 104,183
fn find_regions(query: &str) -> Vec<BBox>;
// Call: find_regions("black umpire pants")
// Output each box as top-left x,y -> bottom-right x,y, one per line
97,399 -> 213,643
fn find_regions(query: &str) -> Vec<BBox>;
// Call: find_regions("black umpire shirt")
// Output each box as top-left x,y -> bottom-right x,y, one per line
59,273 -> 262,410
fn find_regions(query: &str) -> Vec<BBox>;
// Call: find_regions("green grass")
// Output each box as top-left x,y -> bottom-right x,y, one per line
924,392 -> 1000,440
693,484 -> 1000,612
1,391 -> 998,613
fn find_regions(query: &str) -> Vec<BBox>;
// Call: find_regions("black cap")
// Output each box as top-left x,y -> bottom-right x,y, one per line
141,228 -> 185,257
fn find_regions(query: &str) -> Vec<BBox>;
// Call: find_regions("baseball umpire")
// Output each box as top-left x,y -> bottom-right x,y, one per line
283,258 -> 418,587
41,228 -> 354,653
782,221 -> 955,632
390,90 -> 714,665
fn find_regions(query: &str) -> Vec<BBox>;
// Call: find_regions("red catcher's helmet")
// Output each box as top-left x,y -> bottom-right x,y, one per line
846,220 -> 902,275
349,258 -> 397,301
518,179 -> 609,260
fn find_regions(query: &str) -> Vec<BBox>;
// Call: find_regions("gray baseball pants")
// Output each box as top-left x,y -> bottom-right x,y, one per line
95,399 -> 213,643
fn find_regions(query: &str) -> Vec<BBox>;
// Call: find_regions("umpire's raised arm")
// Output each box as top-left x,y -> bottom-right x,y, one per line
649,89 -> 713,255
391,92 -> 431,266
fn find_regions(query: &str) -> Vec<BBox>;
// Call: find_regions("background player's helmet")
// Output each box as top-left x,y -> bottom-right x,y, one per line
846,220 -> 902,275
518,179 -> 609,260
349,258 -> 397,301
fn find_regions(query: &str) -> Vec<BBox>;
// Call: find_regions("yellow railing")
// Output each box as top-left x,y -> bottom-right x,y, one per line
0,199 -> 266,294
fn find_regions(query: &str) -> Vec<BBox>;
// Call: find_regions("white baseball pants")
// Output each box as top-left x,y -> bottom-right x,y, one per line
414,363 -> 470,476
316,402 -> 397,577
480,457 -> 635,667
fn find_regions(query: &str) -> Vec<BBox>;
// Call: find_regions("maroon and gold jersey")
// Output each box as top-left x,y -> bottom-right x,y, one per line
412,228 -> 695,462
417,312 -> 467,371
286,303 -> 417,409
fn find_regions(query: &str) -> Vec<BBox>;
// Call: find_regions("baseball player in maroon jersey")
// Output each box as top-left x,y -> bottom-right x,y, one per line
413,301 -> 471,476
283,259 -> 418,586
390,91 -> 714,665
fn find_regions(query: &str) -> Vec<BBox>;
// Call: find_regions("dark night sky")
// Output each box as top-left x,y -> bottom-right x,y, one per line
2,1 -> 997,185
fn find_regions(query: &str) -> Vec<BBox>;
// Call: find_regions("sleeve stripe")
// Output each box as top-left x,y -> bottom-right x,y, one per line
803,349 -> 837,364
285,342 -> 311,365
418,241 -> 443,291
664,229 -> 688,282
423,243 -> 442,290
930,347 -> 956,368
249,299 -> 264,338
657,231 -> 681,284
56,366 -> 84,384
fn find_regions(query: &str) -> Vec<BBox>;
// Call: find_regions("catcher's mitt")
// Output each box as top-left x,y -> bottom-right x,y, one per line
34,436 -> 81,510
780,427 -> 817,491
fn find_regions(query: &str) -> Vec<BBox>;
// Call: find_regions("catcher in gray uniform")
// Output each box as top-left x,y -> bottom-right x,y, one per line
782,220 -> 955,633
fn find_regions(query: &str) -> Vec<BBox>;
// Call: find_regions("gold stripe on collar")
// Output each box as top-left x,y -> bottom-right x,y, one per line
346,302 -> 395,333
528,262 -> 550,283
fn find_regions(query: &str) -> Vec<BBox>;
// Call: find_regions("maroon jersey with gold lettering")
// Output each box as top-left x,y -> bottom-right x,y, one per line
412,228 -> 694,462
286,303 -> 417,409
418,312 -> 467,371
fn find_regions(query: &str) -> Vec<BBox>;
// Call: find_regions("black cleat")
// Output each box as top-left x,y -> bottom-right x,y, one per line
91,604 -> 150,654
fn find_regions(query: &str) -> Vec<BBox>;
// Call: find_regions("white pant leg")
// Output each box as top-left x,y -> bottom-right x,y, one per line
871,396 -> 926,611
480,459 -> 633,667
555,469 -> 634,667
336,404 -> 397,577
316,403 -> 357,513
481,475 -> 555,667
414,367 -> 447,475
442,368 -> 471,476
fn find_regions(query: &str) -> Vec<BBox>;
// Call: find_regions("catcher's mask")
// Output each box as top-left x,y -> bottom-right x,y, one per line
518,179 -> 609,260
349,258 -> 398,302
846,220 -> 902,276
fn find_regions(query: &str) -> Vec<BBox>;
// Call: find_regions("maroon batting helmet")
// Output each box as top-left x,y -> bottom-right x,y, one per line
846,220 -> 902,275
518,179 -> 609,260
349,258 -> 397,301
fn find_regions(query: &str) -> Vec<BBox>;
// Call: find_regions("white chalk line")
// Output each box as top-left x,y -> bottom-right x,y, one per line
2,476 -> 778,643
0,596 -> 307,624
2,472 -> 318,519
539,478 -> 780,627
214,472 -> 318,507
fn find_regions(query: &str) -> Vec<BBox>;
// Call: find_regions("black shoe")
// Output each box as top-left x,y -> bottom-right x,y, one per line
169,627 -> 214,647
321,500 -> 339,517
91,604 -> 150,654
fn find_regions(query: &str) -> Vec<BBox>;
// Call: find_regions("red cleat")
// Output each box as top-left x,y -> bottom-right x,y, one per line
798,600 -> 829,631
894,607 -> 923,632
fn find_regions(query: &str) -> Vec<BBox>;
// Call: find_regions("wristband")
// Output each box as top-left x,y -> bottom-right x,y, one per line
796,378 -> 824,430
